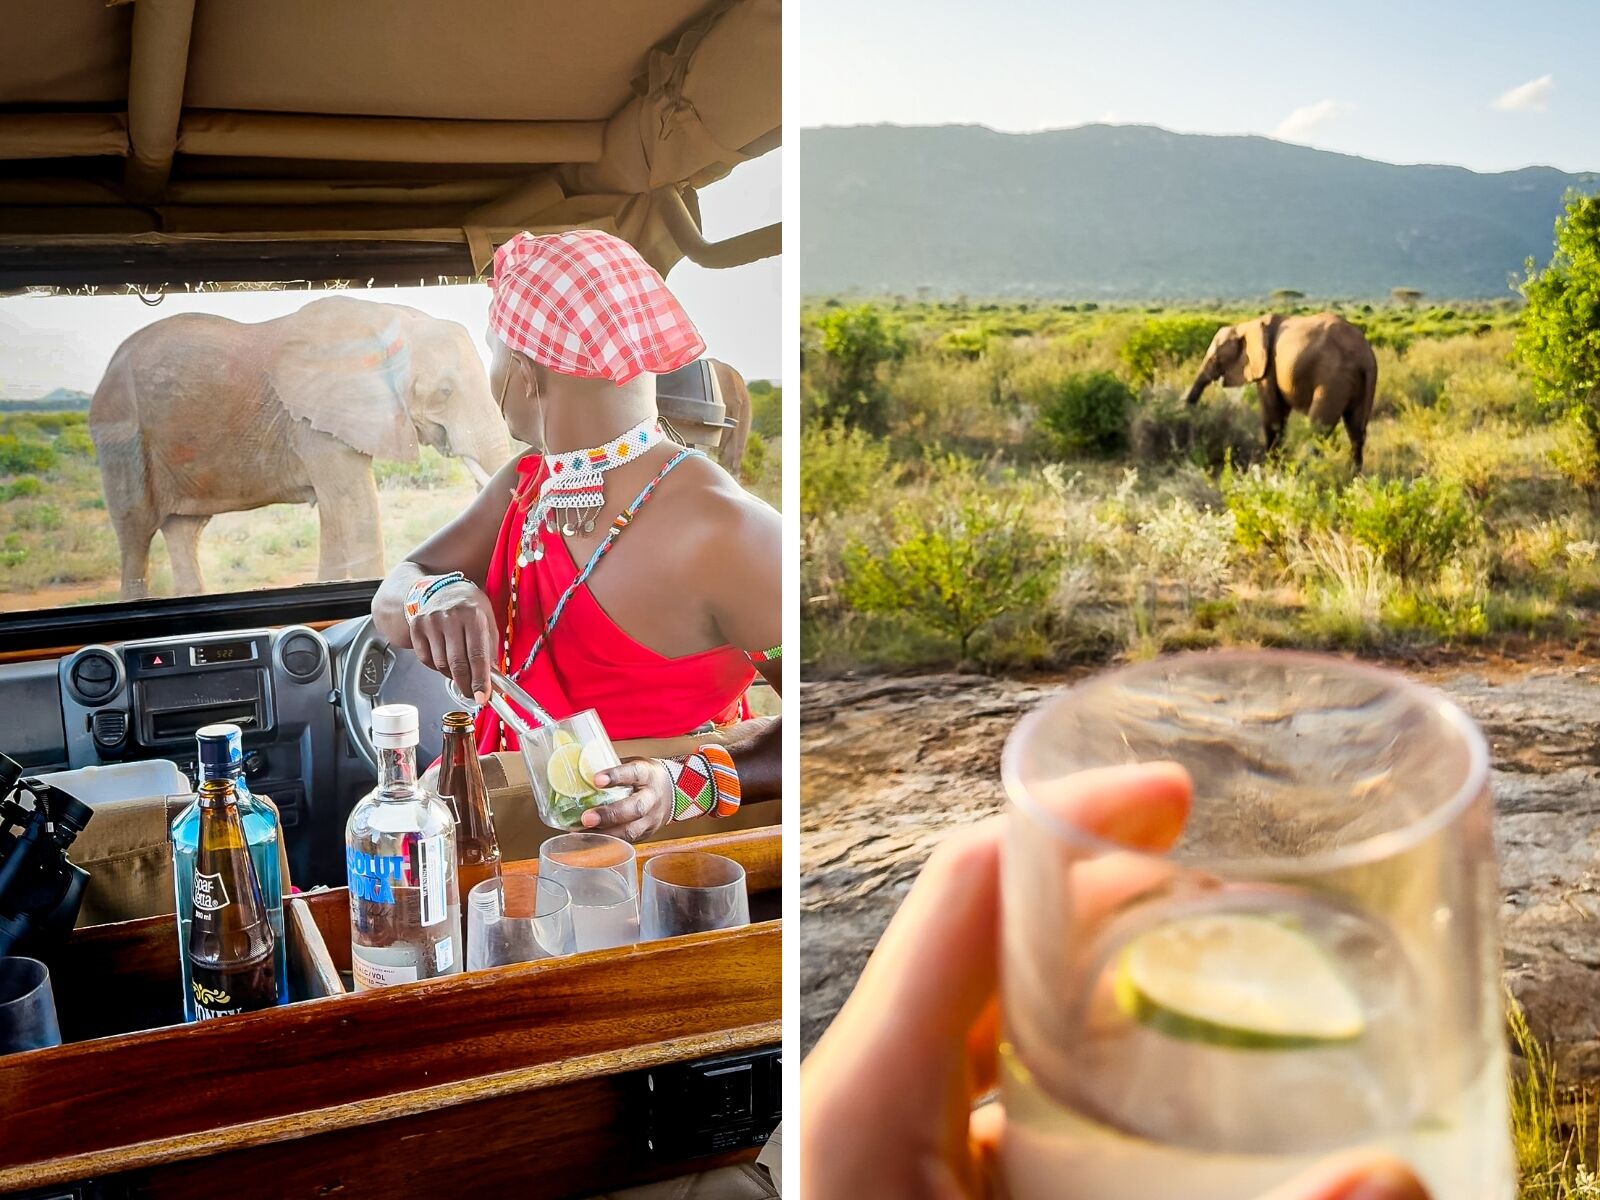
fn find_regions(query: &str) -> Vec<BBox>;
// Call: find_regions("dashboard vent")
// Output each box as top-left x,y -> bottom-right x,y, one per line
66,647 -> 122,706
92,710 -> 128,747
278,630 -> 326,684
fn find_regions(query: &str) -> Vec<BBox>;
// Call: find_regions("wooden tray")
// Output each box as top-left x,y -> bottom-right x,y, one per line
0,827 -> 782,1198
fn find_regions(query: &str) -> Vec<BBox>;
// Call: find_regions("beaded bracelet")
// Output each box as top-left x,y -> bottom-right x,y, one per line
666,745 -> 742,820
404,571 -> 468,620
747,643 -> 782,664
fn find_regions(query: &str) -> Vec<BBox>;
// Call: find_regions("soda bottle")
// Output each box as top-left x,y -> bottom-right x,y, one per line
172,723 -> 287,1018
188,777 -> 279,1019
345,704 -> 462,990
436,711 -> 502,906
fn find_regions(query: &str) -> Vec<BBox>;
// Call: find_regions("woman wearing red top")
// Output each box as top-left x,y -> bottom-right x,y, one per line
373,231 -> 781,841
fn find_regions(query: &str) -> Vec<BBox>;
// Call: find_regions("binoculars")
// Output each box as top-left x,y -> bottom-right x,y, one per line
0,753 -> 93,958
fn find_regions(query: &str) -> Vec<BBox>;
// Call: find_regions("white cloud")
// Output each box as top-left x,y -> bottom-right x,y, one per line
1274,99 -> 1349,142
1099,109 -> 1122,124
1492,74 -> 1553,113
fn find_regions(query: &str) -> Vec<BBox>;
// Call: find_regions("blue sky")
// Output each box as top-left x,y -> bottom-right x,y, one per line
0,149 -> 781,399
799,0 -> 1598,173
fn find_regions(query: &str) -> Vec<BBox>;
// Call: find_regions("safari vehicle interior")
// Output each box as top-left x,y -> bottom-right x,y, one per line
0,2 -> 780,1196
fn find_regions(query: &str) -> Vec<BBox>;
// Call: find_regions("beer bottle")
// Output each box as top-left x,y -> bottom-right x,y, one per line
188,777 -> 279,1020
437,711 -> 502,904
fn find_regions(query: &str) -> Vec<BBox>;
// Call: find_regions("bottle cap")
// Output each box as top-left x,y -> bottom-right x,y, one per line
196,723 -> 243,777
372,704 -> 420,749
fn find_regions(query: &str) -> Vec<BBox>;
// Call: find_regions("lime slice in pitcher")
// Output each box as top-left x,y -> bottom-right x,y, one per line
1113,913 -> 1365,1049
578,741 -> 616,788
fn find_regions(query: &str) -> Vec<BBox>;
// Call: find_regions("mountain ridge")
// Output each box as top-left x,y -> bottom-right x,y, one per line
800,123 -> 1600,299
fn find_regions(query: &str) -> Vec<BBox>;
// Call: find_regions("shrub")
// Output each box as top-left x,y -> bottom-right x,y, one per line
1,477 -> 42,501
841,484 -> 1061,661
799,425 -> 894,520
1517,190 -> 1600,435
373,448 -> 467,490
1134,497 -> 1236,600
55,427 -> 96,459
0,435 -> 57,476
749,384 -> 781,438
740,430 -> 770,489
1551,412 -> 1600,492
1118,316 -> 1219,383
13,502 -> 63,532
1131,389 -> 1260,470
1220,461 -> 1338,563
1338,476 -> 1478,583
1037,371 -> 1134,457
812,304 -> 906,433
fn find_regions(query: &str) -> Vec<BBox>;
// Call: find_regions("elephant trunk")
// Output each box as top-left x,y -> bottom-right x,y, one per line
447,422 -> 514,488
1184,357 -> 1217,406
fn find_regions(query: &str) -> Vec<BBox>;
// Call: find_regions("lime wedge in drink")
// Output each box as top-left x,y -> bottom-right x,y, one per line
1112,913 -> 1365,1049
578,740 -> 615,789
547,742 -> 590,798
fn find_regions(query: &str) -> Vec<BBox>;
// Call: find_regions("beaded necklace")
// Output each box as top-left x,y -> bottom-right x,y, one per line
496,446 -> 701,750
518,415 -> 667,565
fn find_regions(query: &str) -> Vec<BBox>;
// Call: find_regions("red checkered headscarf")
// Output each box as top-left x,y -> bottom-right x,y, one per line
487,230 -> 705,386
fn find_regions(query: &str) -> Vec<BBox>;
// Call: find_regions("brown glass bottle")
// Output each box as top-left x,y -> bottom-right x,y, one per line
437,712 -> 503,904
188,777 -> 279,1020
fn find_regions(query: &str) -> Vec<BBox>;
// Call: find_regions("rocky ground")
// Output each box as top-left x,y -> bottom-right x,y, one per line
800,659 -> 1600,1081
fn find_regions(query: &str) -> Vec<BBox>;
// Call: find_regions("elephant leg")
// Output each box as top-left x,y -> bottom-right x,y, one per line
1343,409 -> 1367,472
1260,387 -> 1289,458
312,467 -> 386,582
114,510 -> 159,600
161,515 -> 211,596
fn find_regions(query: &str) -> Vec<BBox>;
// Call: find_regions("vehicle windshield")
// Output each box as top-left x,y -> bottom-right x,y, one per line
0,153 -> 779,617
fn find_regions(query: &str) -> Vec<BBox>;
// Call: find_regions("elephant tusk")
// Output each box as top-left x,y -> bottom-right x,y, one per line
461,456 -> 493,488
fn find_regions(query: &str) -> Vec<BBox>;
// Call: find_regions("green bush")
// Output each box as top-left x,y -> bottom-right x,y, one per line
811,304 -> 906,434
1038,371 -> 1135,457
1,477 -> 42,501
841,484 -> 1061,661
1119,316 -> 1219,383
13,502 -> 63,532
749,385 -> 781,438
1220,461 -> 1338,563
1339,476 -> 1478,583
373,447 -> 467,490
55,427 -> 96,459
740,430 -> 769,487
1518,190 -> 1600,437
0,435 -> 57,476
799,425 -> 894,520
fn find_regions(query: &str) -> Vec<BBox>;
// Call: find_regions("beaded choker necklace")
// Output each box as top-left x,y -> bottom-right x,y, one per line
519,416 -> 666,567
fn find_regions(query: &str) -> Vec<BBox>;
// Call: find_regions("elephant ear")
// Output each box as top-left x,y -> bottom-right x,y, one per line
1238,316 -> 1276,385
268,300 -> 420,463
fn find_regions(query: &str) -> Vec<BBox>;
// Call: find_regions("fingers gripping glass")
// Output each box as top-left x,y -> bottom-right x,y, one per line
998,650 -> 1510,1200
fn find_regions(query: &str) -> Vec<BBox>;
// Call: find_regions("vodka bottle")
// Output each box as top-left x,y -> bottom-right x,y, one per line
172,723 -> 287,1018
345,704 -> 462,990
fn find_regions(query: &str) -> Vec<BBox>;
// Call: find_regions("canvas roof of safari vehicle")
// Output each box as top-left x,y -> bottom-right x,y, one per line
0,0 -> 780,291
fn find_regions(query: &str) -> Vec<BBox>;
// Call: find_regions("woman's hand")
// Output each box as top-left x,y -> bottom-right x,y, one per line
408,583 -> 499,705
799,762 -> 1430,1200
582,759 -> 675,842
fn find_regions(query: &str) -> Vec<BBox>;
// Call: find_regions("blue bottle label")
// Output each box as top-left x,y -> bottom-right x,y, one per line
347,848 -> 407,904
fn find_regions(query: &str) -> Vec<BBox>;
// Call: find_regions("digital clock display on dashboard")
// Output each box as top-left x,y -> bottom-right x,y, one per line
190,640 -> 254,666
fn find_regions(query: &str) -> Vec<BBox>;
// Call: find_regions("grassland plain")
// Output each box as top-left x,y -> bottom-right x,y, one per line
0,393 -> 780,612
799,297 -> 1600,674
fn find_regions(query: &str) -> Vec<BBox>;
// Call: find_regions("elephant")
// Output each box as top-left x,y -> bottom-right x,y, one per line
709,359 -> 754,478
91,296 -> 513,599
1184,312 -> 1377,469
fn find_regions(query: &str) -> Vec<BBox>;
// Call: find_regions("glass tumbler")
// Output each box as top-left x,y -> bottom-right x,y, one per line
539,832 -> 640,952
639,852 -> 749,940
998,650 -> 1509,1200
521,709 -> 630,831
465,875 -> 576,970
0,957 -> 62,1055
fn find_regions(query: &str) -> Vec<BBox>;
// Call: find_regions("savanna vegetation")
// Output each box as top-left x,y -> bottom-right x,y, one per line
801,192 -> 1600,676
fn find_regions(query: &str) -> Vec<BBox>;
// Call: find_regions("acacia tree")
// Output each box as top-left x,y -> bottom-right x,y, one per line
1518,190 -> 1600,446
813,304 -> 906,434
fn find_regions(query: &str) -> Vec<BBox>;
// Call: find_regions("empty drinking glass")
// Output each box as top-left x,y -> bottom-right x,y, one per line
0,957 -> 62,1055
465,875 -> 576,971
999,649 -> 1510,1200
539,833 -> 639,952
640,852 -> 749,940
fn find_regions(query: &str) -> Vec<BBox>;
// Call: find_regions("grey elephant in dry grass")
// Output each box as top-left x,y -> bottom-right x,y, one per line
91,296 -> 513,598
1184,312 -> 1378,469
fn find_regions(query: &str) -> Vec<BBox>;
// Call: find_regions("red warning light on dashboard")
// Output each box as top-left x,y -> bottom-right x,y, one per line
139,651 -> 170,670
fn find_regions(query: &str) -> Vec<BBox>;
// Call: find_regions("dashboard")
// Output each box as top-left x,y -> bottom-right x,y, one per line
0,624 -> 399,887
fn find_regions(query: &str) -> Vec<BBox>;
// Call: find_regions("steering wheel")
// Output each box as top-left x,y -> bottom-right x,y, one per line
334,616 -> 452,776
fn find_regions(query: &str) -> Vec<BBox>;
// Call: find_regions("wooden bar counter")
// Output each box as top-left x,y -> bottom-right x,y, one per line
0,828 -> 782,1199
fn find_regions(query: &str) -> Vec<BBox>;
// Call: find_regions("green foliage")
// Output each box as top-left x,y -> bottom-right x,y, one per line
0,435 -> 57,476
740,430 -> 770,487
54,427 -> 96,459
1118,316 -> 1219,383
812,303 -> 906,433
799,425 -> 894,520
1518,191 -> 1600,451
1,477 -> 42,501
1038,370 -> 1135,457
13,502 -> 62,532
1339,475 -> 1478,583
373,447 -> 468,490
749,385 -> 782,438
841,482 -> 1061,661
1510,995 -> 1598,1200
1220,461 -> 1338,563
1131,390 -> 1260,470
